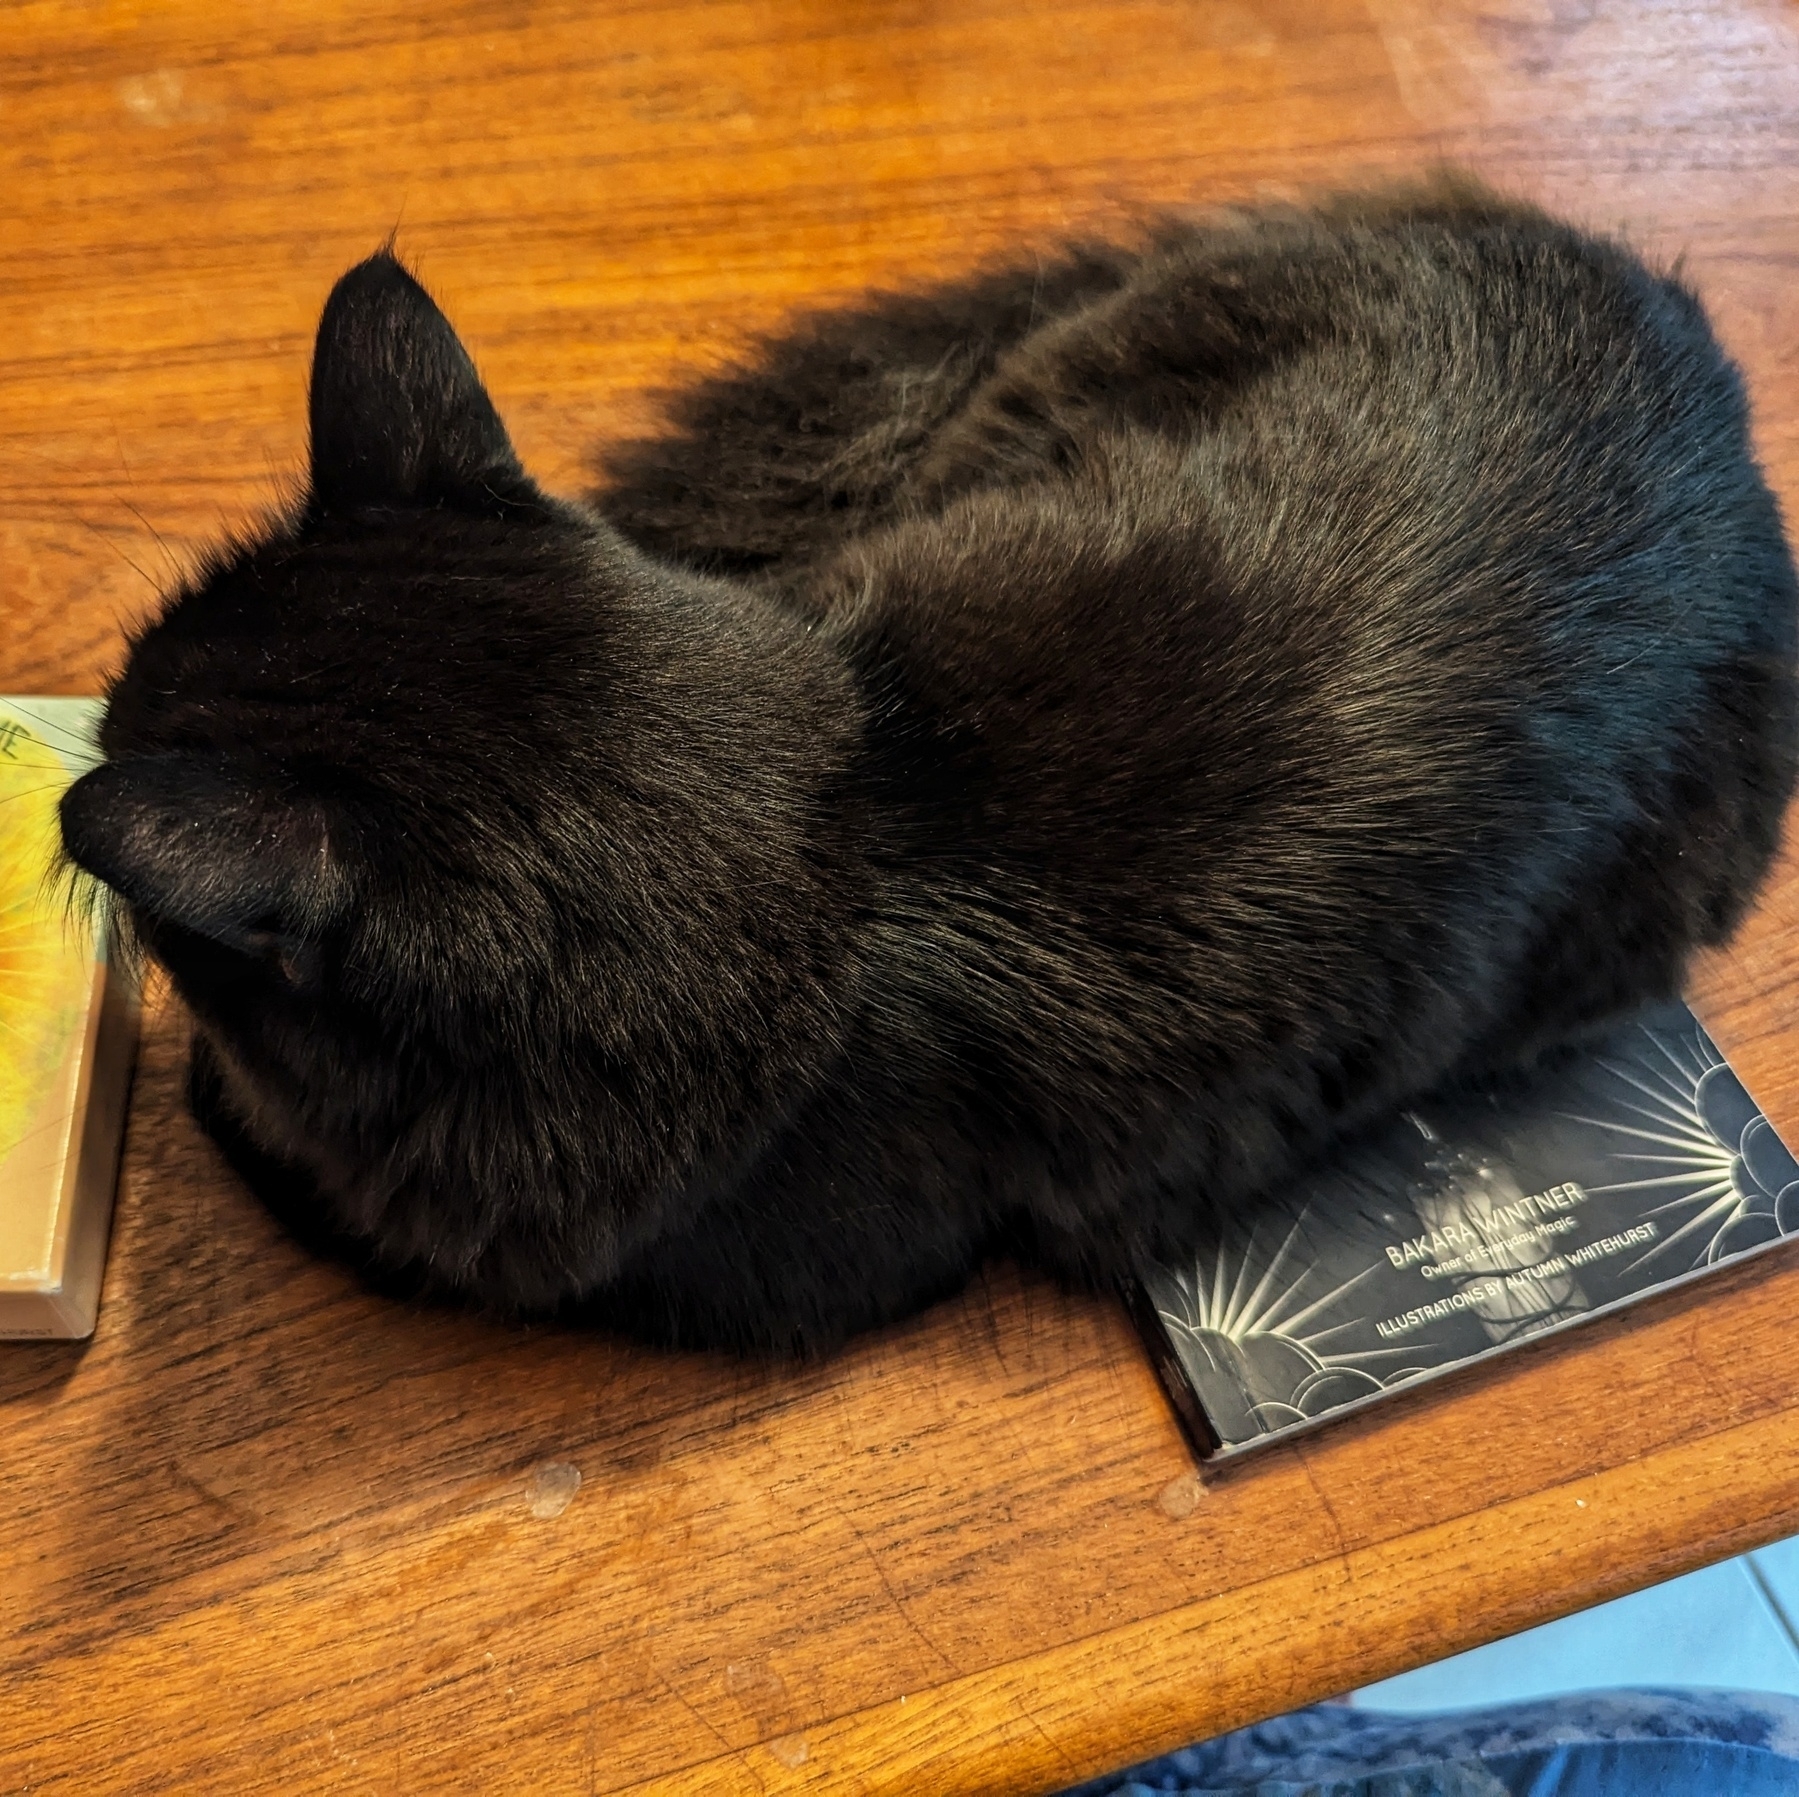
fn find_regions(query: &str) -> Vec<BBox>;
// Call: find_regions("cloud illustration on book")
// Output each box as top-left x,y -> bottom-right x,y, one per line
1567,1026 -> 1799,1272
1152,1214 -> 1440,1441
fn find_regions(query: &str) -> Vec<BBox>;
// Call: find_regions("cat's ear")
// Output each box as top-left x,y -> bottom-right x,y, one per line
60,756 -> 349,959
307,251 -> 544,517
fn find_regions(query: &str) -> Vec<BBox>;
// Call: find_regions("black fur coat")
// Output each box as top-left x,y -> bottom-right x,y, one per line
61,183 -> 1799,1352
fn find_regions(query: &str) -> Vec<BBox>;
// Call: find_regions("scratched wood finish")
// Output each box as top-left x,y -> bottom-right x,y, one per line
8,2 -> 1799,1792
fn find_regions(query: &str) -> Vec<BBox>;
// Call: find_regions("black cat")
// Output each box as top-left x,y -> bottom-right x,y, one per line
61,181 -> 1799,1353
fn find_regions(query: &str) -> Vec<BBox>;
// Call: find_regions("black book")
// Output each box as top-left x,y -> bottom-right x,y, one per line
1129,1002 -> 1799,1463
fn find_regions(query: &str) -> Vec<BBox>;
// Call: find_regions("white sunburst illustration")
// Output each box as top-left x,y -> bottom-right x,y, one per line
1558,1023 -> 1797,1275
1149,1208 -> 1447,1442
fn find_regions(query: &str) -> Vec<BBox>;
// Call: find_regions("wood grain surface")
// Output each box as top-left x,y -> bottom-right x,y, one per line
8,1 -> 1799,1792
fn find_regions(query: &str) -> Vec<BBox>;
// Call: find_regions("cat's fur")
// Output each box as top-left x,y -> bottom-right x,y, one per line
61,181 -> 1799,1353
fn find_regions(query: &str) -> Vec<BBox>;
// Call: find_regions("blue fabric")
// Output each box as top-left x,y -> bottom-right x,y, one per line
1060,1689 -> 1799,1795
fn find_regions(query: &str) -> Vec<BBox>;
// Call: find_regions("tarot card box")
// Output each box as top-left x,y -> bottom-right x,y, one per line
1131,1003 -> 1798,1462
0,698 -> 138,1339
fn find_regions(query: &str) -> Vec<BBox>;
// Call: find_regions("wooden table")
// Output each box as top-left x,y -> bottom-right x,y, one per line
8,2 -> 1799,1791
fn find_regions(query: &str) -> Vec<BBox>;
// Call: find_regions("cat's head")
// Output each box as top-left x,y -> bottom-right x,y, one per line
59,254 -> 851,1304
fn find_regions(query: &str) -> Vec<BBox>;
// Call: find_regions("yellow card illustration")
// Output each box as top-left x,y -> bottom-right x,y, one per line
0,700 -> 138,1338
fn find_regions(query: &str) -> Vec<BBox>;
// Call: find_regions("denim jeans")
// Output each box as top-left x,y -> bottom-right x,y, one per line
1060,1689 -> 1799,1795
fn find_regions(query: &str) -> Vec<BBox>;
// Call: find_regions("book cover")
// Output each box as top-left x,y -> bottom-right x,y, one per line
0,698 -> 139,1339
1131,1003 -> 1798,1461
